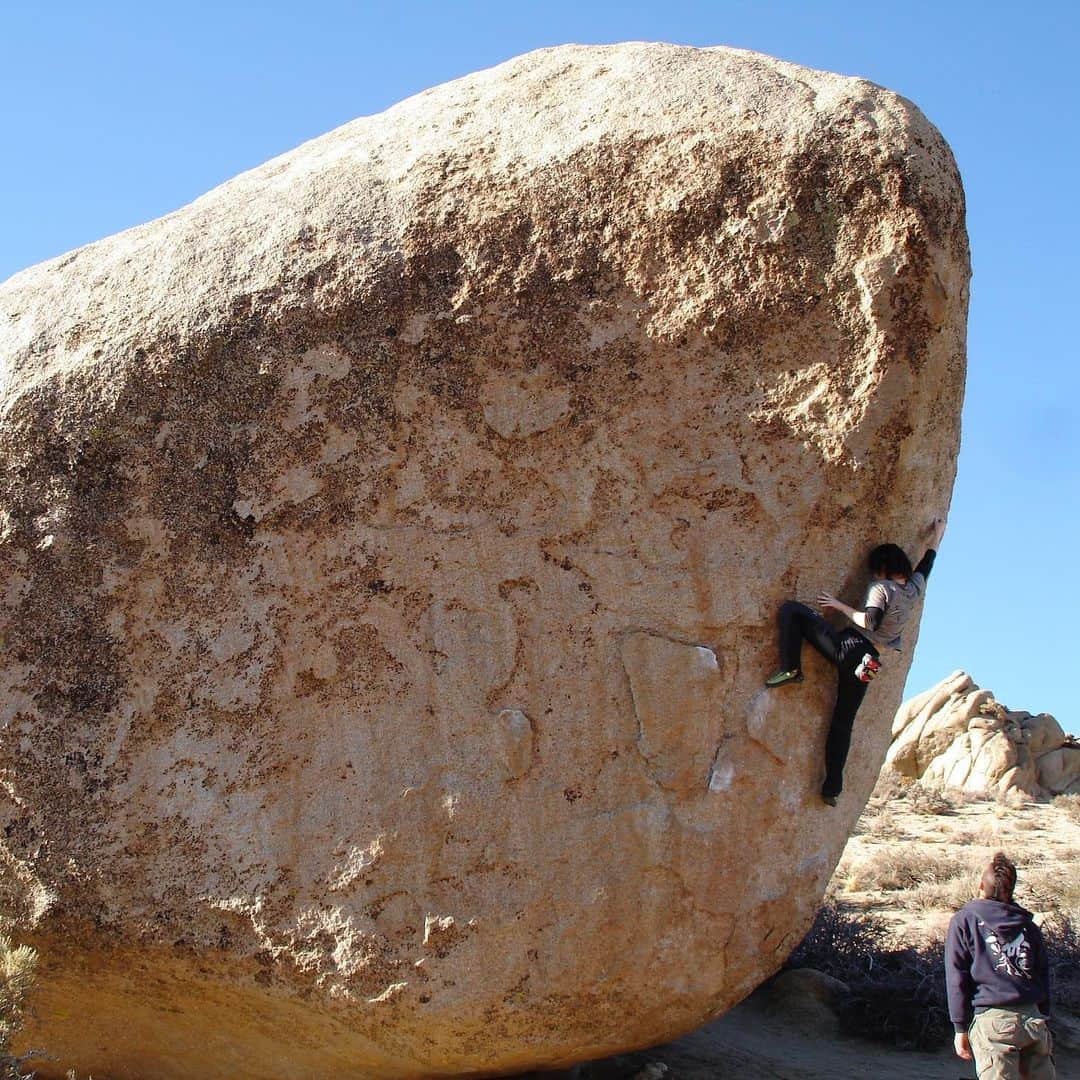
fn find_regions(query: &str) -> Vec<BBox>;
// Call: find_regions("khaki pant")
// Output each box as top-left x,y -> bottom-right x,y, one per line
970,1005 -> 1055,1079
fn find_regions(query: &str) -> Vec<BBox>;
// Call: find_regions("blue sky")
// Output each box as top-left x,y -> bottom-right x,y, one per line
2,2 -> 1077,731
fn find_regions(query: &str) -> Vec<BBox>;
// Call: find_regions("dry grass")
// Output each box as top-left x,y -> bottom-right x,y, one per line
1054,793 -> 1080,824
842,790 -> 1080,920
854,775 -> 973,841
790,899 -> 1080,1051
903,783 -> 957,816
867,770 -> 908,805
949,819 -> 1016,846
996,786 -> 1034,810
905,874 -> 980,913
1024,867 -> 1080,920
842,844 -> 973,896
852,805 -> 895,839
867,771 -> 990,815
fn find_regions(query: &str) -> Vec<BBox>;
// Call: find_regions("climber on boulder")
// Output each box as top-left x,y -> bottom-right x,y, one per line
765,515 -> 946,805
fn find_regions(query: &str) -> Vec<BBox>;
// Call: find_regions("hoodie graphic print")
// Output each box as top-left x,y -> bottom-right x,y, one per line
979,917 -> 1035,979
945,899 -> 1051,1031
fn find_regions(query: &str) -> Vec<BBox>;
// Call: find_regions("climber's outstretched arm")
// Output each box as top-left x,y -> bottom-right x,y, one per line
818,515 -> 946,628
914,516 -> 946,580
817,592 -> 869,629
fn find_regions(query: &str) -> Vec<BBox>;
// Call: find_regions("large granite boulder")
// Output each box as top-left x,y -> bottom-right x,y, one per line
887,672 -> 1079,797
0,43 -> 967,1079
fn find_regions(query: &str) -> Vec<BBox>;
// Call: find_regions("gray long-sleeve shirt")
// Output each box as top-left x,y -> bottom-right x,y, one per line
862,549 -> 936,651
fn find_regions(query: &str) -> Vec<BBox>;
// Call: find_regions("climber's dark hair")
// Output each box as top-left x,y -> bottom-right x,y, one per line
868,543 -> 913,580
981,852 -> 1017,903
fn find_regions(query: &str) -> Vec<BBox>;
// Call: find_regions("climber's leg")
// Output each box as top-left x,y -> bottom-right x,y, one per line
821,663 -> 869,800
768,601 -> 840,686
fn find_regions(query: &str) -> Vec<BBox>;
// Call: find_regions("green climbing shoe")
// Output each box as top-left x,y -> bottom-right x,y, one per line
765,669 -> 803,688
821,793 -> 839,807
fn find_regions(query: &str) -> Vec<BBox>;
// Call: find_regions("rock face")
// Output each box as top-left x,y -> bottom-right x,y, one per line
0,44 -> 967,1079
887,672 -> 1080,797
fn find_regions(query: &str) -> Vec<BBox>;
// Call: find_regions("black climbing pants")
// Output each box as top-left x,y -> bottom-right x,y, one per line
778,601 -> 880,798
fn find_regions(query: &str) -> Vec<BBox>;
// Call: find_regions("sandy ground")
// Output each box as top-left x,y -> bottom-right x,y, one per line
515,786 -> 1080,1080
514,1001 -> 974,1079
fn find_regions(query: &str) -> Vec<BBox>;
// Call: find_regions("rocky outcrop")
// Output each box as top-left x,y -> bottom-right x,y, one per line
887,672 -> 1079,797
0,43 -> 967,1079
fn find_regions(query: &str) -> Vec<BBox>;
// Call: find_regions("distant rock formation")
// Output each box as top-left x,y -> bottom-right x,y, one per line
0,43 -> 968,1080
887,671 -> 1079,797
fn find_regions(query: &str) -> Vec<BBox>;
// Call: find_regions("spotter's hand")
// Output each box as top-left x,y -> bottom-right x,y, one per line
954,1032 -> 972,1061
817,592 -> 841,613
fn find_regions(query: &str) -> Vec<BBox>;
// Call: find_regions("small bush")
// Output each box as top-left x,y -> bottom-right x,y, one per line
906,875 -> 978,913
786,901 -> 951,1050
1023,867 -> 1080,922
0,934 -> 39,1080
995,786 -> 1032,810
1043,913 -> 1080,1014
844,845 -> 972,895
1053,793 -> 1080,824
868,770 -> 909,806
904,782 -> 956,816
868,772 -> 980,814
787,901 -> 889,974
854,806 -> 895,840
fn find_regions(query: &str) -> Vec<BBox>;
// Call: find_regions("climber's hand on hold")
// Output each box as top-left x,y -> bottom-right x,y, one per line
819,592 -> 870,630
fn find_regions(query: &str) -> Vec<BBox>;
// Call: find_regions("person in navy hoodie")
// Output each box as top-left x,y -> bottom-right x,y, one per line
946,852 -> 1054,1078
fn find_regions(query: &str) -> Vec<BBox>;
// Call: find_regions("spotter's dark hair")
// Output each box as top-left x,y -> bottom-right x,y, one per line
868,543 -> 913,580
981,852 -> 1017,903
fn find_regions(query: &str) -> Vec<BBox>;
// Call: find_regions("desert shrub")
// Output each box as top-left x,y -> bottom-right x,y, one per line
906,874 -> 978,913
1053,793 -> 1080,824
853,805 -> 895,840
868,771 -> 980,814
1043,913 -> 1080,1014
1023,867 -> 1080,922
844,845 -> 972,895
868,770 -> 909,806
787,901 -> 889,973
786,901 -> 951,1050
944,786 -> 991,806
904,782 -> 956,816
0,934 -> 38,1079
995,786 -> 1032,810
949,829 -> 981,845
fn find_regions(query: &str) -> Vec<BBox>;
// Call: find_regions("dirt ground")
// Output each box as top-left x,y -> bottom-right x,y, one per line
515,785 -> 1080,1080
